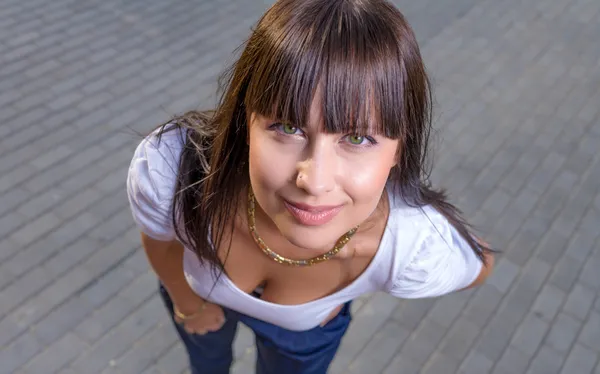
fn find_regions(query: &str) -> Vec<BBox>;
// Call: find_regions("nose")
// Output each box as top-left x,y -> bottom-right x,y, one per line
296,140 -> 336,196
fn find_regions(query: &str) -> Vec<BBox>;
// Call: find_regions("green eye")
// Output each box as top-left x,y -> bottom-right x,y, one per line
282,123 -> 298,134
348,135 -> 365,145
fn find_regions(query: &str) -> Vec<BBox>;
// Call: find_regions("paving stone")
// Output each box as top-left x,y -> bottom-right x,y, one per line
382,318 -> 447,374
506,214 -> 554,266
101,323 -> 179,374
510,313 -> 550,357
392,298 -> 437,330
73,271 -> 157,344
560,344 -> 598,374
427,291 -> 472,328
486,258 -> 520,294
8,212 -> 61,247
565,229 -> 600,263
22,333 -> 88,374
549,254 -> 587,293
494,346 -> 531,374
475,311 -> 521,363
347,321 -> 410,374
579,311 -> 600,350
16,187 -> 67,219
47,91 -> 83,111
422,352 -> 461,374
0,234 -> 60,293
580,253 -> 600,291
0,164 -> 37,194
544,312 -> 582,354
0,237 -> 20,265
531,284 -> 566,323
0,125 -> 46,155
0,186 -> 29,218
0,265 -> 52,316
563,283 -> 596,321
536,228 -> 572,264
527,345 -> 565,374
460,351 -> 494,374
68,296 -> 166,374
42,236 -> 105,278
328,293 -> 399,373
462,284 -> 505,329
154,342 -> 189,374
439,316 -> 481,362
0,331 -> 43,374
233,323 -> 255,361
396,318 -> 448,368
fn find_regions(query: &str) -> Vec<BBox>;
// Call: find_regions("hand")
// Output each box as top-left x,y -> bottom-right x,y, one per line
174,300 -> 226,335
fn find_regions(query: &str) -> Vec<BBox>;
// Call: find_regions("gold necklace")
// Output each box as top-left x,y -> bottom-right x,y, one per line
247,188 -> 359,267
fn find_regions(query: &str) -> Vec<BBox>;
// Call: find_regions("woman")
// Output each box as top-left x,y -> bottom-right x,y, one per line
127,0 -> 495,373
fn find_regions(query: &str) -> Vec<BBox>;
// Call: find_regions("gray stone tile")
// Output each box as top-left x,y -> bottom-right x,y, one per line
560,344 -> 598,374
579,311 -> 600,350
510,314 -> 550,357
544,313 -> 582,354
0,332 -> 43,374
21,334 -> 88,374
439,316 -> 481,362
347,321 -> 410,374
494,346 -> 531,374
563,283 -> 596,321
527,346 -> 565,374
531,284 -> 566,323
459,351 -> 494,374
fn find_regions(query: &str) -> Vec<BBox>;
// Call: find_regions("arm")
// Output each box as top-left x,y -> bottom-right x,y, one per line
389,222 -> 495,299
127,132 -> 223,333
140,233 -> 205,313
141,233 -> 225,334
463,247 -> 494,289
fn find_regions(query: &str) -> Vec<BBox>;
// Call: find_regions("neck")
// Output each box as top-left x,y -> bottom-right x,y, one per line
248,189 -> 390,261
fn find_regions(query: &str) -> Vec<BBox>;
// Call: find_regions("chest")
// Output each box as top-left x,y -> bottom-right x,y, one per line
218,226 -> 378,305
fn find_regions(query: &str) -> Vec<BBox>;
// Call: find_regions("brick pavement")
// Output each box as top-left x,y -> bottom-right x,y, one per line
0,0 -> 599,373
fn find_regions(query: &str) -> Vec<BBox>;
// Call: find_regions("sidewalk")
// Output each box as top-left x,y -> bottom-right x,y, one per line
0,0 -> 599,373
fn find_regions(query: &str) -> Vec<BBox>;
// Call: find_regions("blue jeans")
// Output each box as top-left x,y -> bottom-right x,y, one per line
159,285 -> 352,374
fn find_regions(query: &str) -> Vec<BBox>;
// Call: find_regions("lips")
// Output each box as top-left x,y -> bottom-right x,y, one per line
283,200 -> 343,226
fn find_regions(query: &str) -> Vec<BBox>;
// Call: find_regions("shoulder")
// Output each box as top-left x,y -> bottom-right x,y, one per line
383,194 -> 483,299
130,124 -> 187,192
126,124 -> 187,241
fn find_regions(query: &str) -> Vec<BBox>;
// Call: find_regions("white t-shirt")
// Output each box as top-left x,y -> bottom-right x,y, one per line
126,126 -> 482,331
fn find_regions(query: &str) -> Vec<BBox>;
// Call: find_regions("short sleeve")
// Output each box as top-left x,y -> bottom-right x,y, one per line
390,211 -> 483,299
126,129 -> 183,241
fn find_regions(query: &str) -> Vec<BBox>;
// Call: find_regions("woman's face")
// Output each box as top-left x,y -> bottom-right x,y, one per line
248,96 -> 399,253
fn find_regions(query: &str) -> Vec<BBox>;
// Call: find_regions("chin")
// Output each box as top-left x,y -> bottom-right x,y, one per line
277,220 -> 346,253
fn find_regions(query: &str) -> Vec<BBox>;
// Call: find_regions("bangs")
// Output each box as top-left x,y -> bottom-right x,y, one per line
243,0 -> 410,139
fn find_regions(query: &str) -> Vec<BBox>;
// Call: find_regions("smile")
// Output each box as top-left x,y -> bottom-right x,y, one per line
283,200 -> 343,226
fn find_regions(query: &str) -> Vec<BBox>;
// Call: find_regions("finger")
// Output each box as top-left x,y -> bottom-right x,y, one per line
206,325 -> 221,332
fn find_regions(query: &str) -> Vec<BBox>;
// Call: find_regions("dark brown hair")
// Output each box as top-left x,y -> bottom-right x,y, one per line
158,0 -> 491,272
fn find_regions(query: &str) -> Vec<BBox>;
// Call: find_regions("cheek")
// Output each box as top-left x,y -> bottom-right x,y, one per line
248,131 -> 296,191
344,162 -> 390,197
342,147 -> 397,201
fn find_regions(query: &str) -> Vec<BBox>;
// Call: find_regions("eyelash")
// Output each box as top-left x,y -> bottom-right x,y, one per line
268,123 -> 378,147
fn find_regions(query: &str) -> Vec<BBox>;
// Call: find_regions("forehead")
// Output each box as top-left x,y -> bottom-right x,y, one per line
254,88 -> 380,134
